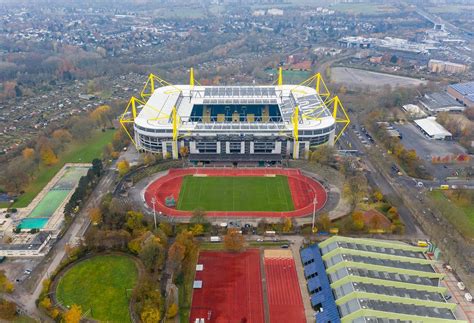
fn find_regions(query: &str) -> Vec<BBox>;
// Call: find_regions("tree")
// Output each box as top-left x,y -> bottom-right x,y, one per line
159,222 -> 173,237
143,153 -> 156,165
89,207 -> 102,225
223,229 -> 245,252
117,159 -> 130,176
167,242 -> 186,275
310,145 -> 336,166
63,304 -> 82,323
316,213 -> 331,232
52,129 -> 72,143
179,146 -> 189,158
373,190 -> 384,202
0,298 -> 16,320
40,144 -> 58,166
351,211 -> 365,231
282,217 -> 293,233
139,236 -> 165,273
22,147 -> 35,160
166,303 -> 179,319
141,305 -> 161,323
190,208 -> 208,225
190,224 -> 204,236
90,105 -> 112,128
0,270 -> 14,293
126,211 -> 144,233
91,158 -> 103,177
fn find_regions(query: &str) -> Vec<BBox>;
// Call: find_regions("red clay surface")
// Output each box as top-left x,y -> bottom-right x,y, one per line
144,168 -> 327,217
264,257 -> 306,323
190,250 -> 264,323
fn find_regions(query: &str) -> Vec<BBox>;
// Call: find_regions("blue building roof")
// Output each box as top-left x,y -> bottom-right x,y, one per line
449,81 -> 474,96
301,244 -> 341,323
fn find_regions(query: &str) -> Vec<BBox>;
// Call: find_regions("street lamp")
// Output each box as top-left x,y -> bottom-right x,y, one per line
151,197 -> 157,230
312,195 -> 318,233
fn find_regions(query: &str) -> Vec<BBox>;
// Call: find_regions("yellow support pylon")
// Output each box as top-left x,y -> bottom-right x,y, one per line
190,68 -> 195,88
278,67 -> 283,86
292,105 -> 299,159
326,96 -> 350,143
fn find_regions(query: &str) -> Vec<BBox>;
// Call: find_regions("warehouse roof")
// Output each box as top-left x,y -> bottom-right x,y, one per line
300,236 -> 464,323
414,117 -> 452,138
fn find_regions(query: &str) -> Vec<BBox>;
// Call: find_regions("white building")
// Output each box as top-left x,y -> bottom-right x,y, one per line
133,84 -> 336,163
414,117 -> 452,140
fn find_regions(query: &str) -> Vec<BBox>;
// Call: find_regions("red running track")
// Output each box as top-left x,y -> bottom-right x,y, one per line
144,168 -> 327,218
190,250 -> 264,323
264,257 -> 306,323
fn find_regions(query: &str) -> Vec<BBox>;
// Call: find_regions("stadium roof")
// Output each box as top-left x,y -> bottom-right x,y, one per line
301,236 -> 465,323
134,85 -> 335,132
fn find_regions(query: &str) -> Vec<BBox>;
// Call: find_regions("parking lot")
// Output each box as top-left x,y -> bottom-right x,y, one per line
0,257 -> 41,285
396,123 -> 469,180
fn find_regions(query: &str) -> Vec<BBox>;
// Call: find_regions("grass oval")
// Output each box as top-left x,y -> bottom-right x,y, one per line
56,254 -> 138,322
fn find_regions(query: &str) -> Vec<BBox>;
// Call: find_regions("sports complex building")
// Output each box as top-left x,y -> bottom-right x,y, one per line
121,68 -> 349,164
301,236 -> 466,323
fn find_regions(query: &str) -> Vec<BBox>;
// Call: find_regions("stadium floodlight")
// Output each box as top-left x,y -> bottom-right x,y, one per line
151,197 -> 157,230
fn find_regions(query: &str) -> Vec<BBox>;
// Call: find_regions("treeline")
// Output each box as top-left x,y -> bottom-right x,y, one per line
366,111 -> 431,179
437,111 -> 474,154
0,104 -> 128,196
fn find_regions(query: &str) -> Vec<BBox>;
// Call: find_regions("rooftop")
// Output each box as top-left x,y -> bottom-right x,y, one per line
134,84 -> 335,132
301,236 -> 462,323
414,117 -> 452,138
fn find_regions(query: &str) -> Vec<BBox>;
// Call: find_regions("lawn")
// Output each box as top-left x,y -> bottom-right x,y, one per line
177,175 -> 294,212
56,255 -> 138,322
13,130 -> 114,208
430,190 -> 474,240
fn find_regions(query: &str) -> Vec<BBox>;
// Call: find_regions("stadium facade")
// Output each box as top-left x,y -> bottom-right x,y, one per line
121,69 -> 349,163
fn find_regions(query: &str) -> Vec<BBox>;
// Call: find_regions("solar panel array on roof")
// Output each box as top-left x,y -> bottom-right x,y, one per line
449,81 -> 474,96
300,245 -> 341,323
203,86 -> 277,98
358,299 -> 456,320
330,267 -> 438,287
334,281 -> 444,302
321,241 -> 425,259
202,98 -> 278,105
325,253 -> 434,273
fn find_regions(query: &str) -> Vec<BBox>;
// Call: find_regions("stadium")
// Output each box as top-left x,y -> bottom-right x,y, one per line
120,68 -> 349,164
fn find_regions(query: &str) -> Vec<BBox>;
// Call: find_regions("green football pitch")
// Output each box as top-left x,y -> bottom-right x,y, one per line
177,175 -> 295,212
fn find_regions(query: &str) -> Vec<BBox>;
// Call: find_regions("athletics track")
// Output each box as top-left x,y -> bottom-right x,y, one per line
144,168 -> 327,218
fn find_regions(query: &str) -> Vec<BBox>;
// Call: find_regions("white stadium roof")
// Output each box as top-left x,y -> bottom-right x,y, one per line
134,84 -> 335,132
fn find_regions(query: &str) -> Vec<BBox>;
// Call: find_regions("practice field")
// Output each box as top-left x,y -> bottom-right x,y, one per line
56,255 -> 138,323
177,175 -> 294,212
190,250 -> 264,322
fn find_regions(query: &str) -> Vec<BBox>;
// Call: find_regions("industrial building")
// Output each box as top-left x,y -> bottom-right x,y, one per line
447,82 -> 474,108
428,60 -> 468,74
300,236 -> 466,323
419,92 -> 465,114
121,69 -> 350,164
414,117 -> 452,140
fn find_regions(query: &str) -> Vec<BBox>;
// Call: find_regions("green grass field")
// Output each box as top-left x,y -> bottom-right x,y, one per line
430,191 -> 474,240
177,175 -> 294,212
12,130 -> 114,208
56,255 -> 138,323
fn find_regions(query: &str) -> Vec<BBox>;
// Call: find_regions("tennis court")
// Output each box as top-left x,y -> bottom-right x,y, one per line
177,175 -> 294,212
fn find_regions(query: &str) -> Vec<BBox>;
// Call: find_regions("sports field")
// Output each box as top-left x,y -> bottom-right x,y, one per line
177,175 -> 294,212
190,250 -> 264,322
56,255 -> 138,322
